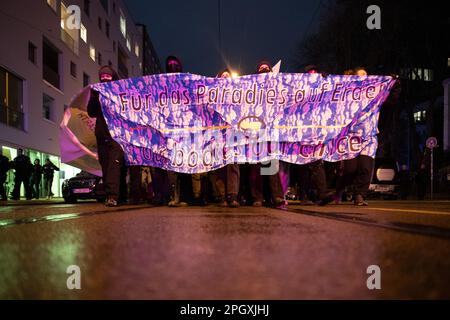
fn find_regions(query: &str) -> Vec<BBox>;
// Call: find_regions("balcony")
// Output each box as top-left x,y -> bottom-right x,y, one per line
0,104 -> 24,131
61,28 -> 79,55
43,64 -> 60,89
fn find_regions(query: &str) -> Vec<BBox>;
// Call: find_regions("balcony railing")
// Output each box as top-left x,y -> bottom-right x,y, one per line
60,28 -> 79,55
43,64 -> 60,89
0,104 -> 25,131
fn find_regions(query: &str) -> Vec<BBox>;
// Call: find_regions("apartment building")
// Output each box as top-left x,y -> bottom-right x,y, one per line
0,0 -> 160,197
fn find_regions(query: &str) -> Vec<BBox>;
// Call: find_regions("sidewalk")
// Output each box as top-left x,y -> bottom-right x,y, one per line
0,198 -> 66,206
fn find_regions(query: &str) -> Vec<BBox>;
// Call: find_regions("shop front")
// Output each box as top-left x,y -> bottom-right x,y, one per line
1,145 -> 80,199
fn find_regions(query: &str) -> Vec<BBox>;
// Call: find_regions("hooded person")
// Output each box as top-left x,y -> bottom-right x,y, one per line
295,64 -> 334,206
11,148 -> 33,200
87,65 -> 125,207
335,66 -> 390,206
228,61 -> 284,208
162,56 -> 190,207
255,61 -> 285,208
205,68 -> 231,207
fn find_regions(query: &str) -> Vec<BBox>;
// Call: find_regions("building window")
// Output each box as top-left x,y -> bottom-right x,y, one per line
100,0 -> 109,13
118,45 -> 128,78
83,73 -> 90,87
80,24 -> 87,43
84,0 -> 90,16
423,69 -> 433,81
447,58 -> 450,67
89,45 -> 96,62
98,17 -> 102,30
47,0 -> 57,11
401,67 -> 434,82
105,20 -> 110,38
126,35 -> 131,51
43,39 -> 61,89
43,94 -> 54,121
135,43 -> 139,57
113,41 -> 116,52
113,2 -> 116,13
0,67 -> 24,131
28,42 -> 37,64
98,52 -> 102,66
70,61 -> 77,78
120,9 -> 126,37
414,110 -> 427,124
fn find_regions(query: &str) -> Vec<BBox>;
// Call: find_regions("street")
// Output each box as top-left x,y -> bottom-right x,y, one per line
1,200 -> 450,299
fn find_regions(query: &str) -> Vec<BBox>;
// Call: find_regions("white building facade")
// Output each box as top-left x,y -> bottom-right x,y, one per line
0,0 -> 157,197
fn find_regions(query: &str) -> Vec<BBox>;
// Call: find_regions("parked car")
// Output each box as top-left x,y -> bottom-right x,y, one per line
62,171 -> 105,203
367,158 -> 400,199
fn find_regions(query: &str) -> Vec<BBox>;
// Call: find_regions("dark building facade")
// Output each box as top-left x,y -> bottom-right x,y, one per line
136,24 -> 162,75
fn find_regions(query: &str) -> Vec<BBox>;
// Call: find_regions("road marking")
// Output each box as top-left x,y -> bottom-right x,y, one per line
367,207 -> 450,216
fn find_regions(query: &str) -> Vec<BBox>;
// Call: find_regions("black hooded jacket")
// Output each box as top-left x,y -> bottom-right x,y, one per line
87,66 -> 119,141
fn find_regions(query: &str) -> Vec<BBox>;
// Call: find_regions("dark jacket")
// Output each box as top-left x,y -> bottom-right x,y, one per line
87,90 -> 112,141
0,155 -> 10,176
43,162 -> 59,179
13,155 -> 32,176
31,164 -> 43,181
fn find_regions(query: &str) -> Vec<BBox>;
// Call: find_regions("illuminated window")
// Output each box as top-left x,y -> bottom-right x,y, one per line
60,2 -> 79,54
423,69 -> 433,81
120,9 -> 126,37
0,66 -> 24,130
413,110 -> 427,123
135,43 -> 139,57
80,24 -> 87,43
89,45 -> 96,61
401,68 -> 433,82
126,35 -> 131,51
447,58 -> 450,67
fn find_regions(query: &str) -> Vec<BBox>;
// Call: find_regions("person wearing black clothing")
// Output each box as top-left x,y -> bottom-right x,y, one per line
292,65 -> 333,206
0,150 -> 10,201
11,148 -> 33,200
87,65 -> 125,207
164,56 -> 189,207
227,61 -> 285,208
31,159 -> 43,199
335,67 -> 400,206
43,159 -> 59,199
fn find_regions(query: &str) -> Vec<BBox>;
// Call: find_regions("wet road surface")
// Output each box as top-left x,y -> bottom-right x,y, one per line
1,200 -> 450,299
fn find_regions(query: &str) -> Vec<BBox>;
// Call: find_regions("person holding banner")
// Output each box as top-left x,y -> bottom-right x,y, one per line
295,65 -> 334,206
334,67 -> 375,206
228,61 -> 285,208
208,68 -> 230,207
164,56 -> 189,207
87,66 -> 124,207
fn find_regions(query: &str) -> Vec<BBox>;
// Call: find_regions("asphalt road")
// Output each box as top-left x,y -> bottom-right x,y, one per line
1,199 -> 450,299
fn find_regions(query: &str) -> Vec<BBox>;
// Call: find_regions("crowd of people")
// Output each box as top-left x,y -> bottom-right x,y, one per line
0,148 -> 60,201
86,56 -> 398,208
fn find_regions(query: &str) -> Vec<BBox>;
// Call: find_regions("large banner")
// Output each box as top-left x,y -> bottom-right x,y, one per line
63,72 -> 395,174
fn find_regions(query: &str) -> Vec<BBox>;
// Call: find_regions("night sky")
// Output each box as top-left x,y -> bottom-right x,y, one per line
125,0 -> 321,76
